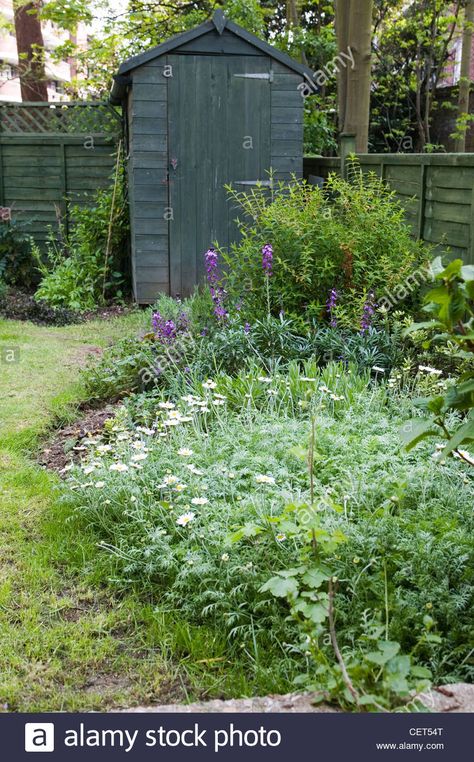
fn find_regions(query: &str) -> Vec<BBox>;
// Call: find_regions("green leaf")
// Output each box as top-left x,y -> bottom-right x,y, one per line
411,665 -> 432,679
400,419 -> 438,449
293,599 -> 328,624
260,576 -> 299,598
301,567 -> 331,589
365,641 -> 400,666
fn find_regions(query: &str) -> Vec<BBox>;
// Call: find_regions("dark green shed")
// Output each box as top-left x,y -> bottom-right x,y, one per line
111,10 -> 313,303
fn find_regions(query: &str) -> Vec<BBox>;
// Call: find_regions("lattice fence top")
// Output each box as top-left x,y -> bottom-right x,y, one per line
0,101 -> 121,135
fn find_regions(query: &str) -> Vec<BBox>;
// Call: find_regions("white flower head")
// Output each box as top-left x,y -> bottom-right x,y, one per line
178,447 -> 193,456
176,511 -> 195,527
131,452 -> 148,461
109,462 -> 128,472
203,379 -> 217,389
158,401 -> 176,409
191,496 -> 209,505
255,474 -> 275,484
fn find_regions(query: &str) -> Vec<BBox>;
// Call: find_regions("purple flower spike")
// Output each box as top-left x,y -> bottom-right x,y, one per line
152,310 -> 189,345
244,322 -> 251,334
360,291 -> 377,333
204,247 -> 227,322
326,288 -> 338,328
262,243 -> 273,276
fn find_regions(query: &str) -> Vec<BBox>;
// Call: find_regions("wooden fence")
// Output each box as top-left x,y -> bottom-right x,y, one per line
0,102 -> 121,247
303,152 -> 474,264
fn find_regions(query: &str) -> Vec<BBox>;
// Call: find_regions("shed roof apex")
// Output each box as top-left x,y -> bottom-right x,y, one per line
110,12 -> 316,103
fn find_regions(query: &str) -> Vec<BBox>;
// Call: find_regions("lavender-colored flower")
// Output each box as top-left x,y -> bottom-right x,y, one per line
244,322 -> 251,334
326,288 -> 338,328
262,243 -> 273,275
204,247 -> 227,321
360,291 -> 377,332
152,310 -> 189,345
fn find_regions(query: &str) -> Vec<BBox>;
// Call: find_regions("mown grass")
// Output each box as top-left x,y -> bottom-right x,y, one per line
0,313 -> 182,711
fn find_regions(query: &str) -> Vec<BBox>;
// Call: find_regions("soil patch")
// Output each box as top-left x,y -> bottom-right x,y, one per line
0,288 -> 135,326
39,405 -> 117,472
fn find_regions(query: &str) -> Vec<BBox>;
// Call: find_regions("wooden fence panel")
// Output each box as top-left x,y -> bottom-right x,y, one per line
303,153 -> 474,263
0,102 -> 120,248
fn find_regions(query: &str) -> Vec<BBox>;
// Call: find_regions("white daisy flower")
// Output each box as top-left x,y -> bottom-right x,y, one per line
191,496 -> 209,505
203,379 -> 217,389
221,553 -> 230,562
158,401 -> 176,409
136,426 -> 155,436
95,481 -> 106,489
212,399 -> 226,406
97,444 -> 112,453
131,452 -> 148,461
258,376 -> 272,383
109,462 -> 128,472
178,448 -> 193,456
276,533 -> 286,542
174,483 -> 187,492
176,511 -> 195,526
255,474 -> 275,484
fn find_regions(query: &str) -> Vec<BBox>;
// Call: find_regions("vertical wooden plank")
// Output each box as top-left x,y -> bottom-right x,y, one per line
417,162 -> 427,240
469,183 -> 474,264
60,141 -> 68,236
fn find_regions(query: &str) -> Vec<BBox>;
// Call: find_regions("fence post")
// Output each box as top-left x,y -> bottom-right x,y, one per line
339,132 -> 356,178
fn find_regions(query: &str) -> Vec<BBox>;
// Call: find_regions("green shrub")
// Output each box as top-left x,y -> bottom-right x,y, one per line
34,155 -> 129,311
0,220 -> 35,288
402,256 -> 474,466
220,165 -> 429,326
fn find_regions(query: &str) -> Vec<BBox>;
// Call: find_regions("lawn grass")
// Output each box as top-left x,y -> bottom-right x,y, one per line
0,312 -> 186,711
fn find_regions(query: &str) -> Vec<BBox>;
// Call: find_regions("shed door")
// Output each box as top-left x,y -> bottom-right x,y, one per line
167,53 -> 271,297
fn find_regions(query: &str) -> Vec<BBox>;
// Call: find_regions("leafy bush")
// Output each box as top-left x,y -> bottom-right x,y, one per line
402,257 -> 474,466
34,154 -> 129,311
0,220 -> 35,288
220,165 -> 429,326
62,364 -> 473,707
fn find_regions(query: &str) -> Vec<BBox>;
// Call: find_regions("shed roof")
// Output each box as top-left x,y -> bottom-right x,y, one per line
110,10 -> 315,104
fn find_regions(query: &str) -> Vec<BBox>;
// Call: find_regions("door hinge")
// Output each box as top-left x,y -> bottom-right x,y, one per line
233,72 -> 273,82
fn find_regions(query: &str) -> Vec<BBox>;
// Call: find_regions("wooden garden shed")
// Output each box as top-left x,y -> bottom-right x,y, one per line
111,9 -> 313,303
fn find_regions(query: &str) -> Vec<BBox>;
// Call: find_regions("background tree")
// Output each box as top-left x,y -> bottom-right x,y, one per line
371,0 -> 462,152
454,0 -> 474,151
335,0 -> 374,153
13,1 -> 48,101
